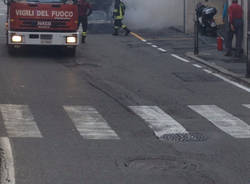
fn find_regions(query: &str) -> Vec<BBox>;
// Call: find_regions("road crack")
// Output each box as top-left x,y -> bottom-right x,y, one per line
84,71 -> 151,112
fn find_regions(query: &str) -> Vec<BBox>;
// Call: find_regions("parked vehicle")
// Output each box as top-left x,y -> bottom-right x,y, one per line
196,3 -> 217,36
89,0 -> 112,12
88,10 -> 112,34
4,0 -> 79,56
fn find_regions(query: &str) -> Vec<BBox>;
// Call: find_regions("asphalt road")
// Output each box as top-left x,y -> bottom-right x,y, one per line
0,5 -> 250,184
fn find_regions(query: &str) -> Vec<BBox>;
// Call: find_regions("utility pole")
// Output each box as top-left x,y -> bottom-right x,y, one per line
183,0 -> 186,33
194,6 -> 199,55
247,34 -> 250,78
246,0 -> 250,78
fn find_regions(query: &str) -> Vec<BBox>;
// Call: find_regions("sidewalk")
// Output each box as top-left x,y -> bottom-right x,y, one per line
185,35 -> 250,87
135,27 -> 250,86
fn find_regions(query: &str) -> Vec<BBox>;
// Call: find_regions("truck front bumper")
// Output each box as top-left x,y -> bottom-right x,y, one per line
8,31 -> 79,46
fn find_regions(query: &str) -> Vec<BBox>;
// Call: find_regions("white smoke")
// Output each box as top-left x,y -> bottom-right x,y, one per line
123,0 -> 184,30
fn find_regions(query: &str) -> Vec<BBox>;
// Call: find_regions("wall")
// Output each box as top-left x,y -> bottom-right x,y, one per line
125,0 -> 185,31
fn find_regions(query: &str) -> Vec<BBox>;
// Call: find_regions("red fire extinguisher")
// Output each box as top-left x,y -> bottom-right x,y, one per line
217,36 -> 223,51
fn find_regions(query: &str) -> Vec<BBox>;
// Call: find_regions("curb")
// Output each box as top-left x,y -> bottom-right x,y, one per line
185,52 -> 250,88
0,138 -> 15,184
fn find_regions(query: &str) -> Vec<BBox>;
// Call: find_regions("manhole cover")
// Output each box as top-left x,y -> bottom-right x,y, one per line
124,156 -> 200,173
160,133 -> 208,142
173,72 -> 220,82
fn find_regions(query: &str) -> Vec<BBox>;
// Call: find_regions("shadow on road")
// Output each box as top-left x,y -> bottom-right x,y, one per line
8,46 -> 74,58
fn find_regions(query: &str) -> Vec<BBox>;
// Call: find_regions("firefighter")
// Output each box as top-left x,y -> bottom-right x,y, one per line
225,0 -> 243,57
112,0 -> 130,36
78,0 -> 92,43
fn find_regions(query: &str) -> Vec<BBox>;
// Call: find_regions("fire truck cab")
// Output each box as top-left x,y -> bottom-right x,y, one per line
4,0 -> 79,56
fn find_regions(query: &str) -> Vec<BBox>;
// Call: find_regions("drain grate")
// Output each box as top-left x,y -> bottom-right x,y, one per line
160,133 -> 208,142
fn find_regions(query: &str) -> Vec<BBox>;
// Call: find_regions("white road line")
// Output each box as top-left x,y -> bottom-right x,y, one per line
193,64 -> 202,68
189,105 -> 250,138
203,69 -> 213,74
171,54 -> 190,63
64,106 -> 119,140
243,104 -> 250,109
146,42 -> 152,45
212,73 -> 250,93
152,45 -> 158,48
0,105 -> 42,138
158,48 -> 167,52
129,106 -> 188,138
142,39 -> 147,42
169,54 -> 250,93
0,137 -> 15,184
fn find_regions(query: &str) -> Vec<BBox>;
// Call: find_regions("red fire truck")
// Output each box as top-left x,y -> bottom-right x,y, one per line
4,0 -> 79,56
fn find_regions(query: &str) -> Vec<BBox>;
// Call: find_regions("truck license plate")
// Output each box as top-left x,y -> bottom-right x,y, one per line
40,34 -> 53,44
40,34 -> 53,39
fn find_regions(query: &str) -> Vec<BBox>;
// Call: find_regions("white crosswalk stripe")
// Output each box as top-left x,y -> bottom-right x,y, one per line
0,104 -> 42,138
129,106 -> 188,138
0,3 -> 6,9
243,104 -> 250,109
0,3 -> 7,14
64,106 -> 120,140
189,105 -> 250,138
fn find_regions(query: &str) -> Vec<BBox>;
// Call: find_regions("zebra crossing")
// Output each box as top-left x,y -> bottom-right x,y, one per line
63,106 -> 119,140
129,106 -> 188,137
0,1 -> 6,14
0,104 -> 42,138
0,104 -> 249,140
189,105 -> 250,138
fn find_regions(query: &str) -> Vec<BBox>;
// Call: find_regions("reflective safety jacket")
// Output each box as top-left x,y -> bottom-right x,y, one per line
113,1 -> 126,20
